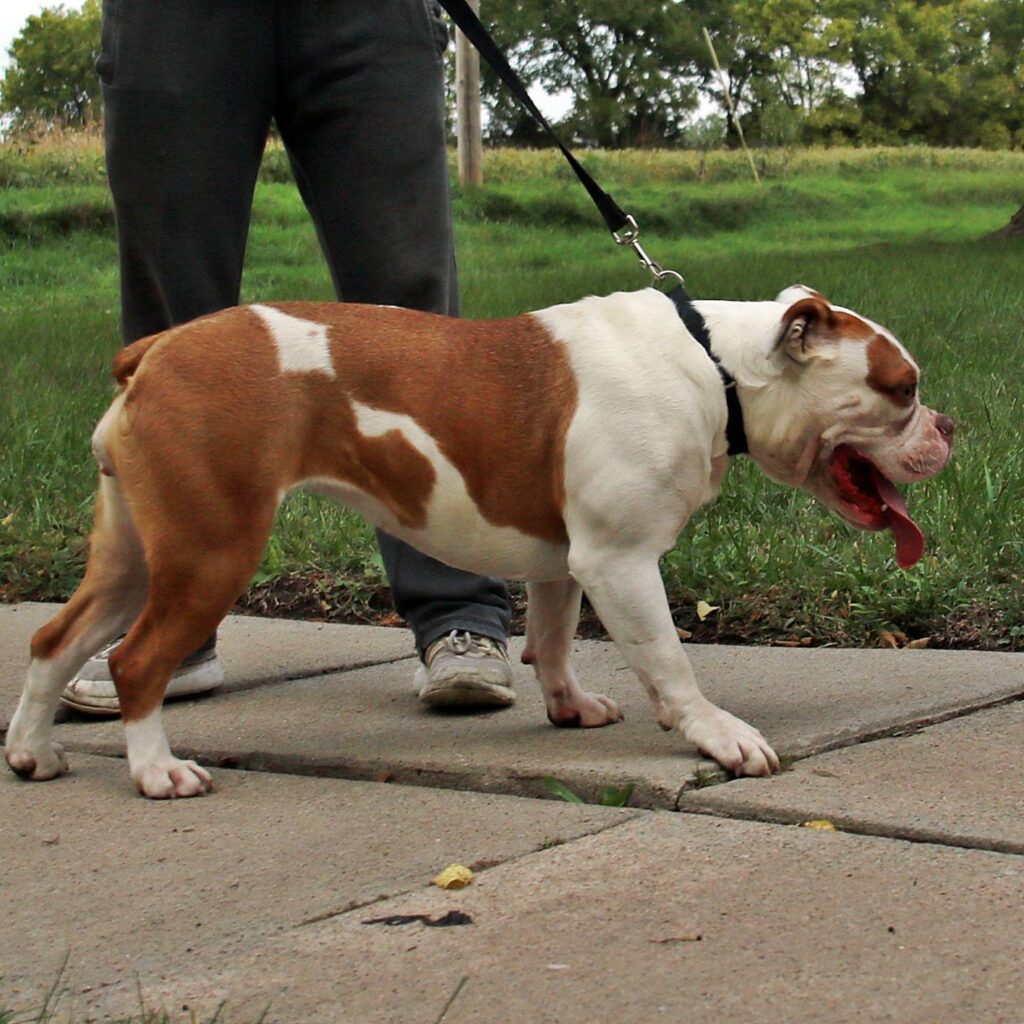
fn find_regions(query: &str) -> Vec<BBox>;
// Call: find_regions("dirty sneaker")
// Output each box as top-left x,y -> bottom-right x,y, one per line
61,639 -> 225,716
414,630 -> 515,709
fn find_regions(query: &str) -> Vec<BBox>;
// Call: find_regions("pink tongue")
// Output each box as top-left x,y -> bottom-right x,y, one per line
869,467 -> 924,569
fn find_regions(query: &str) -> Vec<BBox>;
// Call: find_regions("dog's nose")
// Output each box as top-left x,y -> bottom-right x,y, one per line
935,414 -> 955,440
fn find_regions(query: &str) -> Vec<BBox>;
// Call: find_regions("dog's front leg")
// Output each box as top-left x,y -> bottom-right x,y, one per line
569,550 -> 779,776
523,578 -> 623,727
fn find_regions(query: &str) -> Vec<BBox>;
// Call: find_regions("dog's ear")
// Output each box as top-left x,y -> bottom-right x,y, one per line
775,284 -> 828,306
777,296 -> 837,364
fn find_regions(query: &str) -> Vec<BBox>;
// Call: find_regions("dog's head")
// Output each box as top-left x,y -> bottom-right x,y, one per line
755,285 -> 953,568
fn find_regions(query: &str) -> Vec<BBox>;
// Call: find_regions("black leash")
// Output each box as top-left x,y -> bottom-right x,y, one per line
436,0 -> 748,456
436,0 -> 630,237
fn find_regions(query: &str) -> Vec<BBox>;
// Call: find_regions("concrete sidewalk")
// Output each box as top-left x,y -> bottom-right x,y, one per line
2,602 -> 1023,1023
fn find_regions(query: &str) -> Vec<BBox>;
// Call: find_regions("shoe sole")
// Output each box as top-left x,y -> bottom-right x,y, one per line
419,680 -> 516,709
60,661 -> 225,716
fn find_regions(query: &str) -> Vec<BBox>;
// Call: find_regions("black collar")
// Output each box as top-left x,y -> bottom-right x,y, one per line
666,284 -> 749,457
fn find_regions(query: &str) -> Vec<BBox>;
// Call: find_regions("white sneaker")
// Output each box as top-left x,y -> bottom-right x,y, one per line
61,639 -> 225,716
414,630 -> 515,709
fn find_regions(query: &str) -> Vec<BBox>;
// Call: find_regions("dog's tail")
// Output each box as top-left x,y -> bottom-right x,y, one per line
112,332 -> 162,385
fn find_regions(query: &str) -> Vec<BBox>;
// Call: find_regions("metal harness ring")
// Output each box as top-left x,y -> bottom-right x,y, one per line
613,215 -> 684,288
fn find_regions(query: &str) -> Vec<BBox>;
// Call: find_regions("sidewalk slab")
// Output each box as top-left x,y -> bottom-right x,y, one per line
52,638 -> 1024,808
680,700 -> 1024,853
0,602 -> 414,731
0,753 -> 635,1015
84,812 -> 1024,1024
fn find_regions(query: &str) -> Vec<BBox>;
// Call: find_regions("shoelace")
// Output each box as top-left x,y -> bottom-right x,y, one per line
432,630 -> 506,661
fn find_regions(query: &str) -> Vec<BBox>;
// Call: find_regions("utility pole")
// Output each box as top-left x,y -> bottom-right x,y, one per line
456,0 -> 483,187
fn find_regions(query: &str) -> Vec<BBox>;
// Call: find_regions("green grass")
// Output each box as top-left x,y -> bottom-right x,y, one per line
1,144 -> 1022,647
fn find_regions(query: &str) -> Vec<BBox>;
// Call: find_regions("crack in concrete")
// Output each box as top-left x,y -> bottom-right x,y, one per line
19,741 -> 1024,861
676,803 -> 1024,858
213,652 -> 418,695
671,687 -> 1024,810
292,813 -> 642,930
0,653 -> 421,735
29,689 -> 1024,859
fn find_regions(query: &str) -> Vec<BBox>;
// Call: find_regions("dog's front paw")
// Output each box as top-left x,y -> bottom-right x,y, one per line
682,707 -> 779,777
133,758 -> 213,799
5,741 -> 69,781
547,690 -> 623,728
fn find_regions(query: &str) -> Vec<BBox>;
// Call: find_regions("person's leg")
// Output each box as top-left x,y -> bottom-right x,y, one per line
100,0 -> 276,341
274,0 -> 513,696
64,0 -> 278,712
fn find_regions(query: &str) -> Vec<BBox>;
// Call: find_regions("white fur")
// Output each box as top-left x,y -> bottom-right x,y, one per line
537,291 -> 729,550
90,391 -> 126,476
4,659 -> 71,780
125,708 -> 212,799
251,304 -> 336,378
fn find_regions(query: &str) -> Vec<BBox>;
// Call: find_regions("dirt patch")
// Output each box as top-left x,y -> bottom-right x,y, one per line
230,572 -> 1022,652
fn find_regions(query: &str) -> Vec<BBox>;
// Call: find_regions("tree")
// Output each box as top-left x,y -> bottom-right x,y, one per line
823,0 -> 1021,146
0,1 -> 102,132
699,0 -> 1023,148
481,0 -> 707,147
698,0 -> 848,145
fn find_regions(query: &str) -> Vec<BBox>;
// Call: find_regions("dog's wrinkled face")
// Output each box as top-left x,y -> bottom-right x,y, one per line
771,285 -> 953,567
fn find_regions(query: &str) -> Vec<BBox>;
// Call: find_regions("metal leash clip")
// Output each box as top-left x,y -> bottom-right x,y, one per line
613,215 -> 684,287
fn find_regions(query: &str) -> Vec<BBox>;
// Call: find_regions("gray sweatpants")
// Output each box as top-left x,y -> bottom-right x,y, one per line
97,0 -> 511,655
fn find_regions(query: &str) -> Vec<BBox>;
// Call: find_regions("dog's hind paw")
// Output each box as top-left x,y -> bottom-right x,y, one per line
5,741 -> 69,781
133,758 -> 214,799
683,707 -> 779,777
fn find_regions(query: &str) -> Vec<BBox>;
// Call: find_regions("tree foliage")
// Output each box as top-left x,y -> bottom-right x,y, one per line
1,0 -> 1022,148
1,0 -> 102,131
482,0 -> 707,146
481,0 -> 1024,148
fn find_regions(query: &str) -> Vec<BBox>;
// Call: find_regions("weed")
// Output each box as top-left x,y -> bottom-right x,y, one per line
543,776 -> 635,807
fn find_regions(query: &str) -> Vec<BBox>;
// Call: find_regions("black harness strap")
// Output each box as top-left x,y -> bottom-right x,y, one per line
667,285 -> 748,457
436,0 -> 749,457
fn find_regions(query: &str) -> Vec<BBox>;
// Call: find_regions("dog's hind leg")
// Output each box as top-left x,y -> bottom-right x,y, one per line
5,476 -> 148,781
108,512 -> 273,799
523,578 -> 623,727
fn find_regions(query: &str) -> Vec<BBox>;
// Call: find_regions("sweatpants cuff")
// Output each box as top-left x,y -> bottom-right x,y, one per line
417,619 -> 510,660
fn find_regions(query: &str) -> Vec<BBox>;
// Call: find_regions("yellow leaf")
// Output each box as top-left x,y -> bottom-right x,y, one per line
696,600 -> 720,622
432,863 -> 474,890
906,637 -> 931,649
800,819 -> 838,831
0,512 -> 13,527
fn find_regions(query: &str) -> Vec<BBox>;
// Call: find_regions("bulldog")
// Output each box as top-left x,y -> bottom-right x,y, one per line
4,284 -> 953,798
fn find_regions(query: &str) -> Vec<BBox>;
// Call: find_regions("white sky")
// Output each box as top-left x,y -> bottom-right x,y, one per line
0,0 -> 60,73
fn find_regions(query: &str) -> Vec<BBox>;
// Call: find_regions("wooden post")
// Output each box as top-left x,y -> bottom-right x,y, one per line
456,0 -> 483,187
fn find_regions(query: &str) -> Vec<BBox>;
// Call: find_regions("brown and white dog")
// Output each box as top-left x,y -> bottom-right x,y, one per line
4,285 -> 953,798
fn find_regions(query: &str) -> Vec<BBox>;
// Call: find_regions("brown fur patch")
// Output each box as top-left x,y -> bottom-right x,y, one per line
113,303 -> 577,545
782,301 -> 917,406
867,334 -> 917,406
782,298 -> 878,345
